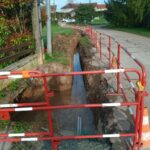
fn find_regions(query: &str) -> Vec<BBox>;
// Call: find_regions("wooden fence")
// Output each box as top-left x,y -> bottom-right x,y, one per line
0,42 -> 35,67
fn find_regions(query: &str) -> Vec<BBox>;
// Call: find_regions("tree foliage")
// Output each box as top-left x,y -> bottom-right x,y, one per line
105,0 -> 150,28
75,4 -> 95,24
0,0 -> 34,47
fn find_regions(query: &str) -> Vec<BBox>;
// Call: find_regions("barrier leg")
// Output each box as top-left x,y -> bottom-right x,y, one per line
108,36 -> 111,68
117,44 -> 121,93
137,93 -> 145,150
100,33 -> 102,64
43,77 -> 54,149
52,140 -> 60,150
133,92 -> 140,150
96,32 -> 98,51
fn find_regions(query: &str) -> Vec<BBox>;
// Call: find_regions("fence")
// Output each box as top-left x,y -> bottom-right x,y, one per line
0,42 -> 35,68
0,27 -> 147,150
85,26 -> 147,149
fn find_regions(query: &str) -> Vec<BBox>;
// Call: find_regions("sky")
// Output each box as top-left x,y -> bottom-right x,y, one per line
51,0 -> 106,10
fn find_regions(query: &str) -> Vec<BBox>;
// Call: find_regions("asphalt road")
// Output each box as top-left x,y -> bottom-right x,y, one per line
94,26 -> 150,109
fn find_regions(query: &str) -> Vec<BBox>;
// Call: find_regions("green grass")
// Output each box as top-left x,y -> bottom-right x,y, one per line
107,26 -> 150,38
91,16 -> 109,25
45,52 -> 68,65
0,121 -> 10,130
8,79 -> 20,91
12,121 -> 32,133
43,24 -> 74,38
42,24 -> 74,47
0,121 -> 32,133
0,62 -> 14,69
0,91 -> 6,98
80,36 -> 92,49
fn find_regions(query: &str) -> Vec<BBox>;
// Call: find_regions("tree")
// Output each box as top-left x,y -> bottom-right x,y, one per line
75,4 -> 95,24
105,0 -> 150,28
105,0 -> 128,26
0,0 -> 33,33
0,0 -> 34,47
142,0 -> 150,28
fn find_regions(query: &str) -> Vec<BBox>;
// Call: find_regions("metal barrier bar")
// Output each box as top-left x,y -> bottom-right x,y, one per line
0,69 -> 142,81
0,132 -> 49,137
0,102 -> 139,112
0,102 -> 47,108
0,26 -> 147,150
0,133 -> 136,143
121,46 -> 146,87
84,27 -> 147,150
42,76 -> 55,147
120,84 -> 136,122
123,72 -> 137,94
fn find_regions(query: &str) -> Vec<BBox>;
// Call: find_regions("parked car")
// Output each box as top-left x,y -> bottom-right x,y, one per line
62,18 -> 76,23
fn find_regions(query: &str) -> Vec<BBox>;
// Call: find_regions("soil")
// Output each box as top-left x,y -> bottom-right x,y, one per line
79,35 -> 132,149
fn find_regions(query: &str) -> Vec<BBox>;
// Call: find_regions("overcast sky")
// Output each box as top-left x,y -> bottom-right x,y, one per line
52,0 -> 106,10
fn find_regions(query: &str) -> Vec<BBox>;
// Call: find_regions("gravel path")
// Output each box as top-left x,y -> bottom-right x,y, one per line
94,26 -> 150,112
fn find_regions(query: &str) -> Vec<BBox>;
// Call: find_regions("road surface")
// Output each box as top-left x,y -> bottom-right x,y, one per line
94,26 -> 150,109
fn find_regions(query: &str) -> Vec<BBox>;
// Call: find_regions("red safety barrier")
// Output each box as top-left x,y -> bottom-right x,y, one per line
84,27 -> 147,150
0,67 -> 145,150
0,27 -> 147,150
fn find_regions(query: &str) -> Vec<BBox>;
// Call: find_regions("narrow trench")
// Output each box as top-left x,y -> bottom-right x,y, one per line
52,52 -> 96,136
45,52 -> 111,150
10,51 -> 111,150
40,52 -> 111,149
41,52 -> 98,149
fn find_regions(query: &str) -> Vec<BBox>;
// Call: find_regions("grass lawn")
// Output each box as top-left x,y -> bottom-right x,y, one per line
42,24 -> 74,47
108,26 -> 150,38
91,16 -> 109,25
43,24 -> 74,38
45,52 -> 68,65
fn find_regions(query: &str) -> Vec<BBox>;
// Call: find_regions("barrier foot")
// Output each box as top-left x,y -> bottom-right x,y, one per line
52,140 -> 60,150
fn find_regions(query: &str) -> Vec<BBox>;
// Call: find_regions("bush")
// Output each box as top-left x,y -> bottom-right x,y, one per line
0,17 -> 10,47
9,33 -> 34,46
75,4 -> 95,24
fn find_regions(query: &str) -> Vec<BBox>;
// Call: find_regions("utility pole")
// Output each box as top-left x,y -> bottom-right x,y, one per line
46,0 -> 52,54
89,0 -> 91,3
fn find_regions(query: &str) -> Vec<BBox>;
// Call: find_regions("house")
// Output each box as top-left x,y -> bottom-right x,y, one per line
57,3 -> 78,17
60,3 -> 107,14
95,4 -> 107,12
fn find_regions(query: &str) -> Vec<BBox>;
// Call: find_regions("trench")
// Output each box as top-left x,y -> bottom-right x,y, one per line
41,52 -> 105,149
52,53 -> 95,135
10,52 -> 111,150
6,35 -> 133,150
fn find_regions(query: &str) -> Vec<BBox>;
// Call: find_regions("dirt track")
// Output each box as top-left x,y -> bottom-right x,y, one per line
94,26 -> 150,115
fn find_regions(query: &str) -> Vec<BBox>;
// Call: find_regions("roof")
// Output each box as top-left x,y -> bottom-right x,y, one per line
96,4 -> 107,9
